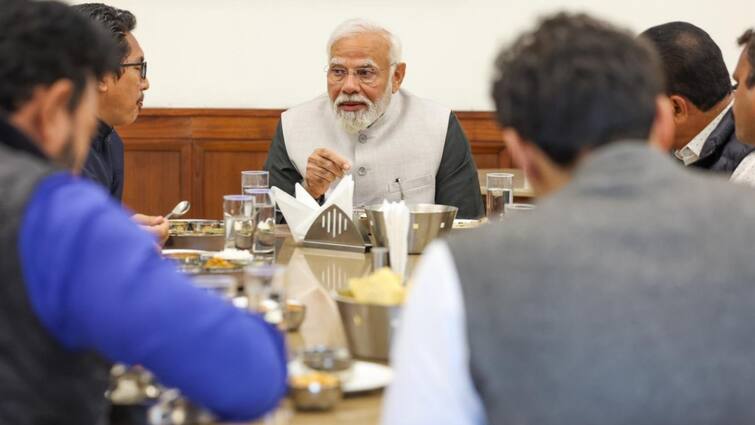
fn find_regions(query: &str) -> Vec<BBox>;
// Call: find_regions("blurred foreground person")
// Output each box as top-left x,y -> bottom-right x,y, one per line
0,2 -> 285,423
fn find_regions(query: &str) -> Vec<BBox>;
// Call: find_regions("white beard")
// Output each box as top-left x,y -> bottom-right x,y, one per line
332,84 -> 393,134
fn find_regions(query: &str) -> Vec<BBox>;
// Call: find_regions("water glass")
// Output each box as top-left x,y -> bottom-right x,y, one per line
241,170 -> 269,193
245,188 -> 276,255
504,203 -> 536,217
243,264 -> 287,330
223,194 -> 254,250
486,172 -> 514,221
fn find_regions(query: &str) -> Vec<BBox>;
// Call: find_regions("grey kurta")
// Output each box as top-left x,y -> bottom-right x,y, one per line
264,112 -> 483,219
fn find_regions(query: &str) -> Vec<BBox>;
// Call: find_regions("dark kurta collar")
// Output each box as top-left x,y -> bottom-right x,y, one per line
81,119 -> 124,201
0,115 -> 47,161
92,120 -> 114,153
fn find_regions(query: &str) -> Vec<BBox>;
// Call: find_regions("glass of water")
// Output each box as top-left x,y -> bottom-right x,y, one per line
223,194 -> 254,250
486,172 -> 514,221
504,203 -> 536,217
245,188 -> 276,255
241,170 -> 269,194
243,264 -> 287,330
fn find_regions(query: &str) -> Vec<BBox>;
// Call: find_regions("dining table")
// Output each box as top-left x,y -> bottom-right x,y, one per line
234,224 -> 427,425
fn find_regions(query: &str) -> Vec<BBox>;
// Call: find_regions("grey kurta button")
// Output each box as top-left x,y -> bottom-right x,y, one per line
357,166 -> 367,176
358,133 -> 368,143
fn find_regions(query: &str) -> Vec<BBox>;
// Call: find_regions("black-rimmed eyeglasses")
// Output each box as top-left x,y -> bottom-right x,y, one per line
121,61 -> 147,79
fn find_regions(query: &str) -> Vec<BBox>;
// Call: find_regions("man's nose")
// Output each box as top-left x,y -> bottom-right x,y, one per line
341,72 -> 360,94
142,76 -> 150,91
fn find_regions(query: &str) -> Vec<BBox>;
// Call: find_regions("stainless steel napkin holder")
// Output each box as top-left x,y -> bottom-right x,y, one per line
303,204 -> 367,253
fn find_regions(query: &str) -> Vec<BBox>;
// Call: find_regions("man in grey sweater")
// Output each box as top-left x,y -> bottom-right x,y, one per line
384,13 -> 755,425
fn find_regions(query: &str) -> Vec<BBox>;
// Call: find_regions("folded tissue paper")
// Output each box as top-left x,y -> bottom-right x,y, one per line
271,175 -> 354,243
380,200 -> 410,280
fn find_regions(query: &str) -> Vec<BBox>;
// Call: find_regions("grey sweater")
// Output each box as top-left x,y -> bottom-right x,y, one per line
448,141 -> 755,425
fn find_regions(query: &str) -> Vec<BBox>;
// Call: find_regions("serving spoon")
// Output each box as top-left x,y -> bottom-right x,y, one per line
164,200 -> 191,220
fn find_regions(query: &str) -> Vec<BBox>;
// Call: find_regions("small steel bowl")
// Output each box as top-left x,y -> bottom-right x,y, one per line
286,300 -> 306,332
289,373 -> 342,411
302,346 -> 352,372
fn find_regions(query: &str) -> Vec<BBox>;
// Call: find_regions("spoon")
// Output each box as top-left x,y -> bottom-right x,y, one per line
164,200 -> 190,220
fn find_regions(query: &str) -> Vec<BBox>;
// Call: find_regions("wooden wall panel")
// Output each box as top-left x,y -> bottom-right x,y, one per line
194,140 -> 272,219
118,108 -> 511,219
191,117 -> 279,140
122,139 -> 192,217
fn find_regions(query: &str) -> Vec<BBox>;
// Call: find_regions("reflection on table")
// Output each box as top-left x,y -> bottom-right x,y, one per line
250,226 -> 398,425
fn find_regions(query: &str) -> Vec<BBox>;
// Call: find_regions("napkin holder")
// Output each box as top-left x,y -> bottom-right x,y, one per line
303,204 -> 367,253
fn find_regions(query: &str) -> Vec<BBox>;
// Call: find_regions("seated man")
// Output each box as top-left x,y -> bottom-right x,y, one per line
265,19 -> 483,218
75,3 -> 168,243
0,2 -> 285,423
641,22 -> 755,185
734,29 -> 755,145
383,13 -> 755,425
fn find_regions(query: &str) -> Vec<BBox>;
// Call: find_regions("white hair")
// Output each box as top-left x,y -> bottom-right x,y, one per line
326,18 -> 403,65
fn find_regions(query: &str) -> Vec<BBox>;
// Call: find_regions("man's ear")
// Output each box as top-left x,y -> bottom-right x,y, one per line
501,127 -> 528,170
392,63 -> 406,93
38,79 -> 74,156
649,95 -> 675,152
668,94 -> 688,125
97,74 -> 114,94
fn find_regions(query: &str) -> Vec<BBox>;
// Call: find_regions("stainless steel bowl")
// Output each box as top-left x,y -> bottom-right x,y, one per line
335,296 -> 401,361
302,346 -> 352,372
147,389 -> 216,425
289,374 -> 342,411
364,203 -> 458,254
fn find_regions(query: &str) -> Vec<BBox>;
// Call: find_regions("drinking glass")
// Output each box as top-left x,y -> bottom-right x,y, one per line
245,188 -> 276,255
243,264 -> 287,330
486,173 -> 514,221
504,203 -> 536,217
241,170 -> 269,194
223,194 -> 254,250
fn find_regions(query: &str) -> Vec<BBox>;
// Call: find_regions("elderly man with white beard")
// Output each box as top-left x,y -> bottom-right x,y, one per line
264,19 -> 484,218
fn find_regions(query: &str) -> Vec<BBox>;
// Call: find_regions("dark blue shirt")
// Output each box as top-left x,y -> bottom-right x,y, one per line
81,120 -> 124,201
17,172 -> 286,420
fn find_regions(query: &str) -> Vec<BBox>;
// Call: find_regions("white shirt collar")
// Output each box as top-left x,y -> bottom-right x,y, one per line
674,103 -> 732,166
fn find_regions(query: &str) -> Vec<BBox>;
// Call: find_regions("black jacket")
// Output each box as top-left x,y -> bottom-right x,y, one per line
691,109 -> 754,174
82,120 -> 125,201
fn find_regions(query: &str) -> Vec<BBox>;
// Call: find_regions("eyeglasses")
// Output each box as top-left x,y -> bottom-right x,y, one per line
326,63 -> 395,85
121,61 -> 147,79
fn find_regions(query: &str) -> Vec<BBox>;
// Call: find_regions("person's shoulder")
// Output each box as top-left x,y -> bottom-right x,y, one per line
400,89 -> 452,118
693,168 -> 755,215
33,172 -> 120,219
282,93 -> 331,120
444,221 -> 515,257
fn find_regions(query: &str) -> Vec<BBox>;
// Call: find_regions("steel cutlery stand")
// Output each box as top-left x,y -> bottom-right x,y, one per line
303,204 -> 367,253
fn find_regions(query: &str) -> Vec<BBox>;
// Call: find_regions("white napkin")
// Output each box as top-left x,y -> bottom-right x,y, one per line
381,200 -> 410,279
271,175 -> 354,243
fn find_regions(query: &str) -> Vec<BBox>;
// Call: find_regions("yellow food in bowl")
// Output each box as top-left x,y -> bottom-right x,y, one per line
290,372 -> 340,389
347,267 -> 405,306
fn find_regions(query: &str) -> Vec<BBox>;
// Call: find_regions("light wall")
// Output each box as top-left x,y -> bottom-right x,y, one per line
68,0 -> 754,110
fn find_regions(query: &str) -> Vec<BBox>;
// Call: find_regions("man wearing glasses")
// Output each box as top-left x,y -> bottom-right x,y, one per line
75,3 -> 167,243
265,19 -> 484,218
